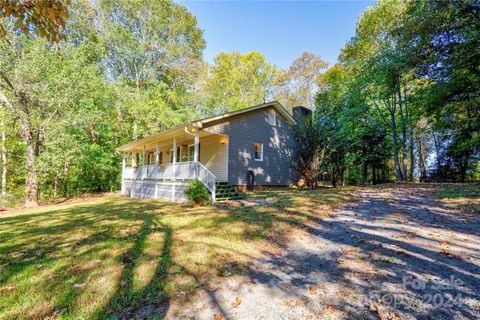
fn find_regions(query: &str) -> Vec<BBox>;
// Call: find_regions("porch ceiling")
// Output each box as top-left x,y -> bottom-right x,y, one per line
118,129 -> 226,153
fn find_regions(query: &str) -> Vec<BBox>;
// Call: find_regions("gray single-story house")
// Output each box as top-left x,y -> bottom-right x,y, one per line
118,101 -> 310,202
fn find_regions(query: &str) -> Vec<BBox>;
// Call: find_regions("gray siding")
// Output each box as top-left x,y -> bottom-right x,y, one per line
203,107 -> 296,185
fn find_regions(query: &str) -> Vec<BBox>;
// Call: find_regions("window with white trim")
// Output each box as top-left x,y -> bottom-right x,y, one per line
183,145 -> 195,162
267,109 -> 276,126
254,143 -> 263,161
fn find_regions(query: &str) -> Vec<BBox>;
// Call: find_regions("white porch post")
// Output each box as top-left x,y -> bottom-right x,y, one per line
132,152 -> 136,168
155,142 -> 159,165
194,133 -> 199,179
142,146 -> 146,179
172,137 -> 177,181
121,153 -> 126,194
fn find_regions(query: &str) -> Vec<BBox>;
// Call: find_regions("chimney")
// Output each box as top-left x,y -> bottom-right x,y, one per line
292,106 -> 312,124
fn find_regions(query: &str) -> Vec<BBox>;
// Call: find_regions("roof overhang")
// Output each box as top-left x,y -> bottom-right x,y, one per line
117,101 -> 295,153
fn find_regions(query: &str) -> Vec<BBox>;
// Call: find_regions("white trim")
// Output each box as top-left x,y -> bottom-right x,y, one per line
117,101 -> 295,152
267,108 -> 277,126
254,143 -> 264,162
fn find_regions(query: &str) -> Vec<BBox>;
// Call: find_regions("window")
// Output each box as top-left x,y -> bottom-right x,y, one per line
158,151 -> 163,164
254,143 -> 263,161
187,145 -> 194,161
267,109 -> 276,126
170,145 -> 199,162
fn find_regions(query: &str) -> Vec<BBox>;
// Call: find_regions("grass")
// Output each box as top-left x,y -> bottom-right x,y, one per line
434,183 -> 480,214
0,187 -> 354,319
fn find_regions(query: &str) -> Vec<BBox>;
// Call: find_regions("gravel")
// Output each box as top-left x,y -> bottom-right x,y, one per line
170,185 -> 480,320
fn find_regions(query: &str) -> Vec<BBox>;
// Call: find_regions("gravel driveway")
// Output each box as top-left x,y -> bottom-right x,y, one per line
172,185 -> 480,320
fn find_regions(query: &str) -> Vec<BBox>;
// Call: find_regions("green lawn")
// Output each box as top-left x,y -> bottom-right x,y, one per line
434,183 -> 480,214
0,188 -> 353,319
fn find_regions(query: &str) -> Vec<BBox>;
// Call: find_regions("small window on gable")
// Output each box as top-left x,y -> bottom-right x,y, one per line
267,109 -> 276,126
254,143 -> 263,161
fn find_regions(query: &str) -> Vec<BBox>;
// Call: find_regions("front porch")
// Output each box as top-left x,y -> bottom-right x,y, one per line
119,125 -> 229,202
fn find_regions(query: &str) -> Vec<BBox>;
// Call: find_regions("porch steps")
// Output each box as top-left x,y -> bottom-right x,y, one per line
215,182 -> 246,201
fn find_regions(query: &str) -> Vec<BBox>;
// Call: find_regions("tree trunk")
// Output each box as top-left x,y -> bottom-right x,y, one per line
432,130 -> 442,171
405,90 -> 414,181
20,108 -> 39,207
1,115 -> 6,195
398,85 -> 408,180
417,130 -> 427,181
388,96 -> 403,181
372,164 -> 377,185
0,92 -> 38,206
362,162 -> 368,185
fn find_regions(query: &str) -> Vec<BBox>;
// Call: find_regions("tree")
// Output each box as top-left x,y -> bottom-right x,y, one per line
0,2 -> 110,206
0,0 -> 70,43
98,0 -> 205,139
291,114 -> 328,189
341,0 -> 411,182
202,51 -> 276,114
274,51 -> 328,110
397,0 -> 480,181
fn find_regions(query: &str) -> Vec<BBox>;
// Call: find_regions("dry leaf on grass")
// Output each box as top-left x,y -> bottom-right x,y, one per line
309,285 -> 317,295
231,297 -> 242,308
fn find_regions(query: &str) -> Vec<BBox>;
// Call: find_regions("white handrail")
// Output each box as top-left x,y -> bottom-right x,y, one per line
197,162 -> 217,202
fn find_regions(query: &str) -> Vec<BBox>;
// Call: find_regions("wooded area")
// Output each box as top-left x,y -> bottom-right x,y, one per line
0,0 -> 478,207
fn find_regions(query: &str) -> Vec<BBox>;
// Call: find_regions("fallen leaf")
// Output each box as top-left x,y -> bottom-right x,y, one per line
440,241 -> 449,248
440,250 -> 462,260
370,303 -> 378,313
213,314 -> 223,320
231,297 -> 242,308
335,259 -> 344,265
295,299 -> 304,305
325,305 -> 336,313
339,247 -> 354,255
309,285 -> 317,295
336,290 -> 349,298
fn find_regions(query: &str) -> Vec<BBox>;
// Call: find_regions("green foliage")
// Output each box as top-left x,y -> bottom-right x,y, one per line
184,179 -> 210,205
274,51 -> 328,110
202,51 -> 276,114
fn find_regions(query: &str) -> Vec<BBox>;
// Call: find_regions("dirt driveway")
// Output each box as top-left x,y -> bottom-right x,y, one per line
173,185 -> 480,320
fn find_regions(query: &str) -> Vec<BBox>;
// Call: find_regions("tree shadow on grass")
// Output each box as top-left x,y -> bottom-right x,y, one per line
0,198 -> 175,319
97,215 -> 173,319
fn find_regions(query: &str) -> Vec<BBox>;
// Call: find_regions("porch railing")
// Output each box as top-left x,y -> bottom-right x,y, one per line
122,161 -> 217,202
197,162 -> 216,193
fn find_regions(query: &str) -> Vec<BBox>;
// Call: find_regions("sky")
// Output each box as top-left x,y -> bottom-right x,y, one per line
179,0 -> 374,69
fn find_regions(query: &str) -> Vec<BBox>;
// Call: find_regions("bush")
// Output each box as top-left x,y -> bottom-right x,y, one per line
0,193 -> 24,209
184,179 -> 210,205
